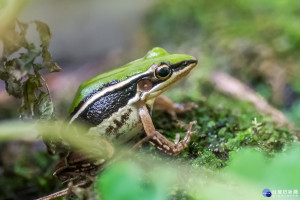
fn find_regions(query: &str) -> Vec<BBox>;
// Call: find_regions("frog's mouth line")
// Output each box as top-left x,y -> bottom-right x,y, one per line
171,59 -> 198,72
141,60 -> 197,101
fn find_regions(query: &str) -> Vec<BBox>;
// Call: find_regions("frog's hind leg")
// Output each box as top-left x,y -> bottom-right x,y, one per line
138,103 -> 197,156
154,95 -> 198,119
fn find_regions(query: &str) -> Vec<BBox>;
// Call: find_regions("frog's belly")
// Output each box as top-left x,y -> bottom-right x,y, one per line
89,104 -> 143,143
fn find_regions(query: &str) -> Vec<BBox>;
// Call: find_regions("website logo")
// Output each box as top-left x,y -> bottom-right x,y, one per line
263,188 -> 272,197
271,189 -> 299,198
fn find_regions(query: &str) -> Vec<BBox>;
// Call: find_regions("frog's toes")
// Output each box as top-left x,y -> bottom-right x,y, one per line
175,120 -> 197,148
183,120 -> 197,141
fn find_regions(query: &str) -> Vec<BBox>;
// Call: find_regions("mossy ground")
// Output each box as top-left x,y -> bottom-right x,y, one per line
140,91 -> 296,168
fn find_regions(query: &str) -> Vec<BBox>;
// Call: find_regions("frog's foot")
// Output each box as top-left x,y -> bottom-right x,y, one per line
150,121 -> 196,156
154,95 -> 198,119
139,103 -> 197,156
174,120 -> 197,145
53,151 -> 102,187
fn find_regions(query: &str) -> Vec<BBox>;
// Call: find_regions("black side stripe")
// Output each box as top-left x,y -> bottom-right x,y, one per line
71,80 -> 120,116
77,81 -> 138,126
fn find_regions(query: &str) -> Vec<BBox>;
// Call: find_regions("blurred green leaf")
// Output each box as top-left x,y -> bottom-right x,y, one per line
17,43 -> 41,72
34,20 -> 61,72
0,19 -> 60,119
95,161 -> 171,200
20,74 -> 42,118
35,92 -> 54,120
0,0 -> 8,9
226,144 -> 300,189
1,60 -> 23,98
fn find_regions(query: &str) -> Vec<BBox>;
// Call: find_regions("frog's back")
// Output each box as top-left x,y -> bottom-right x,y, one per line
69,47 -> 195,114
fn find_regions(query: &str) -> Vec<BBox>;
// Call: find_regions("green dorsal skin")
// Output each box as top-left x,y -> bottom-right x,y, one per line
68,47 -> 195,114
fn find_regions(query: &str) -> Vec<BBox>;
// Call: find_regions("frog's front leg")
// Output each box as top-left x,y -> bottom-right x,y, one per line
154,95 -> 198,119
139,103 -> 196,156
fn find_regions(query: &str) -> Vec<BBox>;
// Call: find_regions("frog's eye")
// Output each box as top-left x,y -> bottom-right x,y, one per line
155,64 -> 172,80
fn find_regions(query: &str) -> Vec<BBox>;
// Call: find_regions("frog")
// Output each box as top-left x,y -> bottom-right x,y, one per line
52,47 -> 198,187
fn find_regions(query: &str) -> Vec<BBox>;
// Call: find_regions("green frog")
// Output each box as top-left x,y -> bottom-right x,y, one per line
52,47 -> 198,187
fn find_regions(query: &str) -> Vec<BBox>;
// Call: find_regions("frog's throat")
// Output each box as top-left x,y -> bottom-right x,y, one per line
140,61 -> 197,101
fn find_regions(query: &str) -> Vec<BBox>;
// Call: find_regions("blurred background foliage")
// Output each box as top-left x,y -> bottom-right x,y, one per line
96,144 -> 300,200
0,0 -> 300,199
144,0 -> 300,125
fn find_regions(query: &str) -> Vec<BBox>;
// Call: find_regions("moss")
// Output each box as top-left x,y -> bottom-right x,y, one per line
146,89 -> 297,170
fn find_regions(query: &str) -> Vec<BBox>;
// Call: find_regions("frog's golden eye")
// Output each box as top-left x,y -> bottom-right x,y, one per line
155,64 -> 172,80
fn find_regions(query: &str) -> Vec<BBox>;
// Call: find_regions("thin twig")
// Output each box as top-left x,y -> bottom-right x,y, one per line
36,188 -> 69,200
212,71 -> 289,126
212,71 -> 299,138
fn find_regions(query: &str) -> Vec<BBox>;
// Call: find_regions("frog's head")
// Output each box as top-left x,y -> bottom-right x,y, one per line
136,47 -> 197,102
